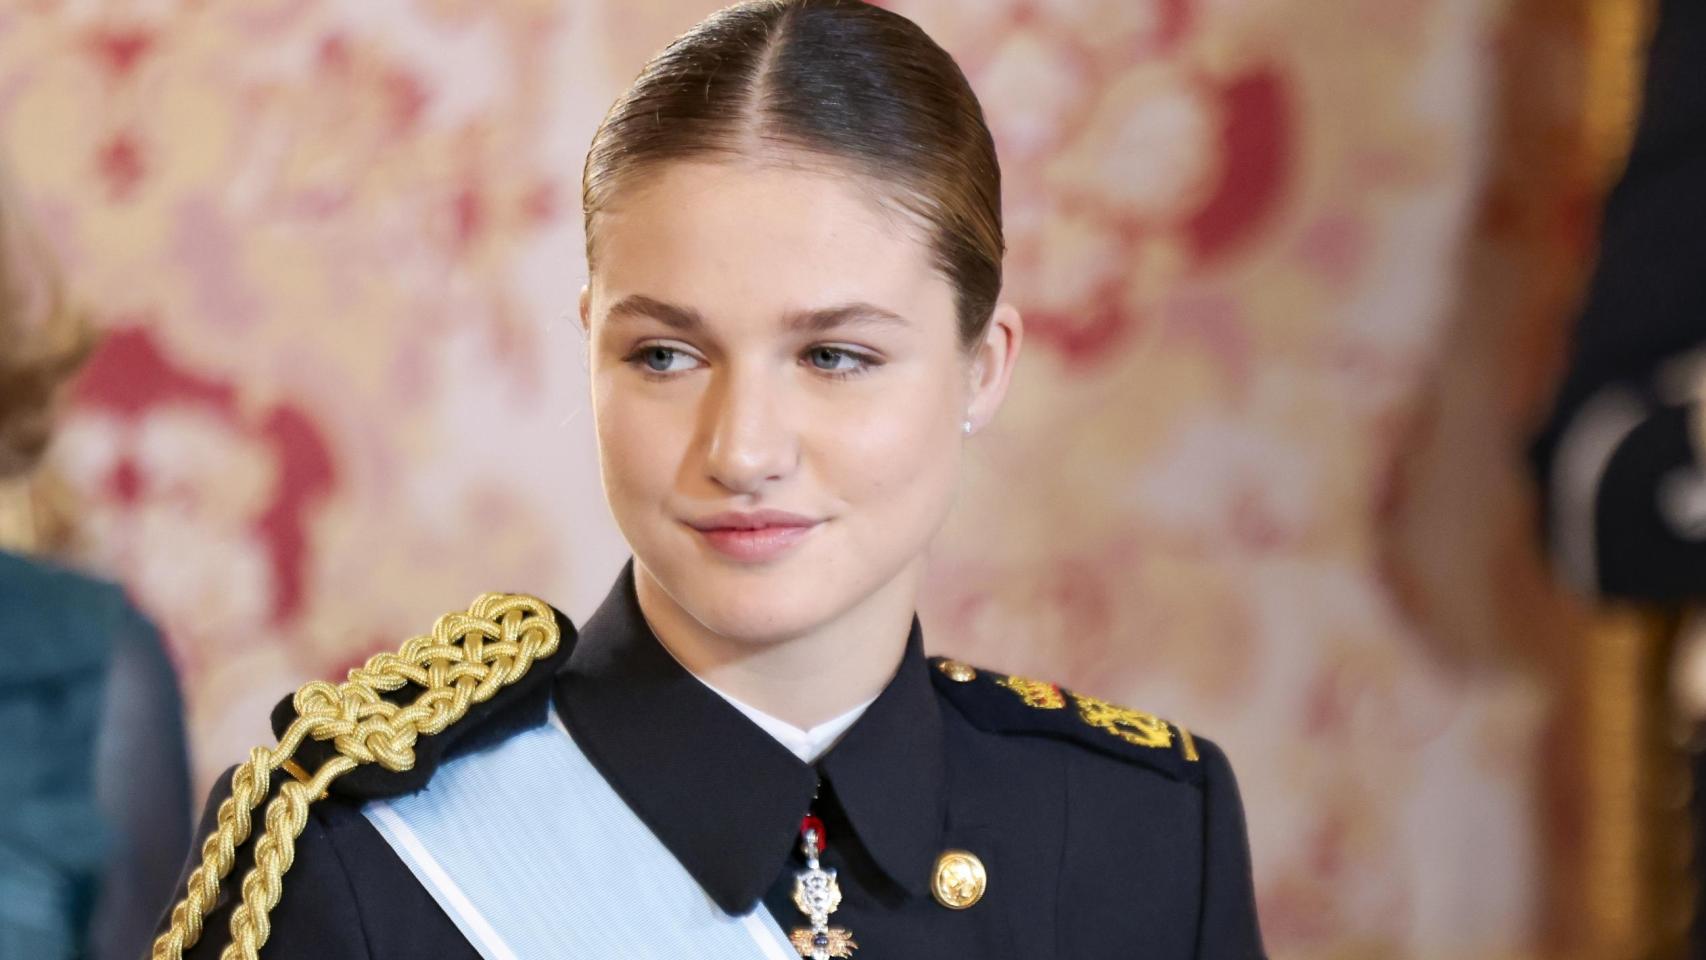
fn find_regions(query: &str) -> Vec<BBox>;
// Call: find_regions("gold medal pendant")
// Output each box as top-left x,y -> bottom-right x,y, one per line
789,816 -> 856,959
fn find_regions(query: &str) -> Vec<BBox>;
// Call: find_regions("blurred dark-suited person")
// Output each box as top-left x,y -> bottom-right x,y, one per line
1528,0 -> 1706,952
0,167 -> 193,959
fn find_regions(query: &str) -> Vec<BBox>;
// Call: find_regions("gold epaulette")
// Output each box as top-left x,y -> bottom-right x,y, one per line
150,593 -> 563,960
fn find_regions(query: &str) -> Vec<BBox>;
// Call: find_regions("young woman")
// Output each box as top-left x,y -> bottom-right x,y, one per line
154,2 -> 1264,958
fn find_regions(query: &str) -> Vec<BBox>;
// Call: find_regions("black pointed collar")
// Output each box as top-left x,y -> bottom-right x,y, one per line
552,558 -> 947,914
815,614 -> 947,900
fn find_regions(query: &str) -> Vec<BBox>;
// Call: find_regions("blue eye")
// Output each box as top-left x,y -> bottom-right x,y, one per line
624,344 -> 702,376
808,347 -> 849,370
805,346 -> 878,378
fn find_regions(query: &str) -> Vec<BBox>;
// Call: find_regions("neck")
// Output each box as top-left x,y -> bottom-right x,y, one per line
632,558 -> 922,728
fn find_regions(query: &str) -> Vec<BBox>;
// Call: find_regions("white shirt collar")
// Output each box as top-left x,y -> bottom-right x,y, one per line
697,679 -> 877,764
647,623 -> 878,763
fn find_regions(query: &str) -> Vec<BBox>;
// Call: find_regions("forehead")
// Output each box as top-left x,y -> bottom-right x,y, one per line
589,160 -> 953,326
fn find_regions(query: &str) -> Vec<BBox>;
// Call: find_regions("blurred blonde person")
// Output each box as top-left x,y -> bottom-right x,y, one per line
0,165 -> 192,960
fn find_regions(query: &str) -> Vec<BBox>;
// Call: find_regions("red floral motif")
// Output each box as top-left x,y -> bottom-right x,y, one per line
69,327 -> 337,625
992,45 -> 1295,369
95,131 -> 146,202
84,26 -> 155,80
1183,69 -> 1291,262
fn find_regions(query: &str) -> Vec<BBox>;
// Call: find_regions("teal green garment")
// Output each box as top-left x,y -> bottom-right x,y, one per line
0,549 -> 191,960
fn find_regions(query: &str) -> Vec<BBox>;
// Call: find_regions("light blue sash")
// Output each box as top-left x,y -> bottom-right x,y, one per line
364,707 -> 797,960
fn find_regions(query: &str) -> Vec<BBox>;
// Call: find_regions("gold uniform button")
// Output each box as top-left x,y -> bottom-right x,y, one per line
931,850 -> 987,909
937,659 -> 977,682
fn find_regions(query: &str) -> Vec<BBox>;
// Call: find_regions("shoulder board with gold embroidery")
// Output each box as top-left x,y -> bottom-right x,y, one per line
928,656 -> 1204,785
265,602 -> 579,802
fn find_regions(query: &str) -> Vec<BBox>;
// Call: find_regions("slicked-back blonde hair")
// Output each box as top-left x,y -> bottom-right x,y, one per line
582,0 -> 1005,352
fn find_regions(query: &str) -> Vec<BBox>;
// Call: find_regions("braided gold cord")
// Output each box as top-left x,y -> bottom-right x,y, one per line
150,593 -> 561,960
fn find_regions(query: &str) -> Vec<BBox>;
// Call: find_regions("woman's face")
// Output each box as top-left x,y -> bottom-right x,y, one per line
580,159 -> 1011,644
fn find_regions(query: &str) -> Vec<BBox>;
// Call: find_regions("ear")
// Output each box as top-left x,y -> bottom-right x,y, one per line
964,301 -> 1023,435
578,283 -> 592,335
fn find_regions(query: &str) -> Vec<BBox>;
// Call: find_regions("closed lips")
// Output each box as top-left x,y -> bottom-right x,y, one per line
688,511 -> 820,530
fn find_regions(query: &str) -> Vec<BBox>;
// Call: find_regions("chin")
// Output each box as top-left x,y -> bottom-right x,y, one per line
681,564 -> 842,644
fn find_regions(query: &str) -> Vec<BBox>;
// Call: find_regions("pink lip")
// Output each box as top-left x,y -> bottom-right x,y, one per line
684,510 -> 822,562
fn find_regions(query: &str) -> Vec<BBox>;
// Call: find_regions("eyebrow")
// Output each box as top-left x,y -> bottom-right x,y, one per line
605,294 -> 909,334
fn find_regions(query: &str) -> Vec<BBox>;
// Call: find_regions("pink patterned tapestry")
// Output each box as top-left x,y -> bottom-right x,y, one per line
0,1 -> 1584,956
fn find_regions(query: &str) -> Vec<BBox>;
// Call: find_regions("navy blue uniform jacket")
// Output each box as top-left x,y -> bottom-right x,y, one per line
161,559 -> 1265,958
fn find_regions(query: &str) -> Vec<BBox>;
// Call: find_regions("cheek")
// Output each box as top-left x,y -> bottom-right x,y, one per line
592,376 -> 690,502
813,375 -> 959,506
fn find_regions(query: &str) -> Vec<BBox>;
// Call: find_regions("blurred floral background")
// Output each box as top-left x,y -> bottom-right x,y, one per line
0,0 -> 1639,956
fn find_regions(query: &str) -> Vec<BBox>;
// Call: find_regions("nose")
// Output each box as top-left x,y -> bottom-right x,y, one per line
702,363 -> 797,495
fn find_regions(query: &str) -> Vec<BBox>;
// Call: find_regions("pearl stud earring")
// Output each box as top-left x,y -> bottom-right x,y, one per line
962,420 -> 973,436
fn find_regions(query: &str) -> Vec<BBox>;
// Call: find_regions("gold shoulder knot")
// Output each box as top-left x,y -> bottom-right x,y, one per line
151,592 -> 561,960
